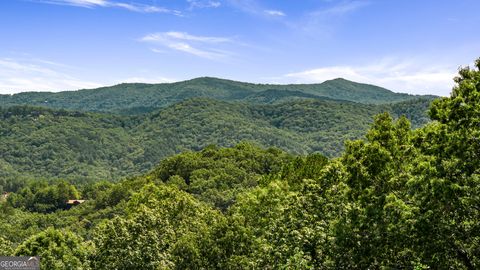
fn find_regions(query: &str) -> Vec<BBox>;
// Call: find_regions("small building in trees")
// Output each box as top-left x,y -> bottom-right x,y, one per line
66,199 -> 86,209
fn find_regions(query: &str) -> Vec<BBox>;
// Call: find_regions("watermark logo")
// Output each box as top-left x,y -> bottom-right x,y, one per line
0,257 -> 40,270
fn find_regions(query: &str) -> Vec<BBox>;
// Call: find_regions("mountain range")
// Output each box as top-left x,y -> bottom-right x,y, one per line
0,77 -> 436,182
0,77 -> 434,113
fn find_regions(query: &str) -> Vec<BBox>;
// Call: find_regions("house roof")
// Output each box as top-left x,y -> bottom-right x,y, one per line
67,199 -> 86,204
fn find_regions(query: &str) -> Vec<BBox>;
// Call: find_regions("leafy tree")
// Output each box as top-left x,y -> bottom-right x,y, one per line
8,180 -> 80,213
327,114 -> 418,268
92,184 -> 222,269
406,59 -> 480,269
15,228 -> 91,270
0,236 -> 13,255
279,153 -> 329,187
150,143 -> 292,210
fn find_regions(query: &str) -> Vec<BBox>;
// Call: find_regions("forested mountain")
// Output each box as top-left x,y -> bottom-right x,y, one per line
0,60 -> 478,270
0,77 -> 433,114
0,95 -> 433,182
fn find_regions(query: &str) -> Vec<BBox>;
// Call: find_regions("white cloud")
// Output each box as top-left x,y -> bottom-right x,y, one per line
147,32 -> 232,43
150,48 -> 167,54
187,0 -> 221,9
141,31 -> 233,60
227,0 -> 286,19
168,43 -> 226,59
32,0 -> 181,15
45,0 -> 108,7
0,58 -> 102,94
285,58 -> 457,96
315,0 -> 369,17
265,10 -> 285,17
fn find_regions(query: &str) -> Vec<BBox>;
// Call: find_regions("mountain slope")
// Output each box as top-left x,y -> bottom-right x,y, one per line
0,106 -> 140,181
0,77 -> 432,114
299,78 -> 417,104
0,96 -> 434,182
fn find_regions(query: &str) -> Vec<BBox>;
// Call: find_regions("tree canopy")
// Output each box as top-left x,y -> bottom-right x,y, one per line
0,59 -> 478,269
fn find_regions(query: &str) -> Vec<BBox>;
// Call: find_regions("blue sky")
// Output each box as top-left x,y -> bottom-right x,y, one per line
0,0 -> 479,96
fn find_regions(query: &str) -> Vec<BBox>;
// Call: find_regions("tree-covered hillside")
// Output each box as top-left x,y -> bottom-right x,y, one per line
0,77 -> 433,114
0,106 -> 139,182
0,96 -> 433,182
0,59 -> 478,270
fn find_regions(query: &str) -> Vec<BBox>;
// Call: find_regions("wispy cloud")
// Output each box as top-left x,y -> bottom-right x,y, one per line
265,10 -> 285,17
313,0 -> 369,17
293,0 -> 369,36
0,57 -> 179,93
227,0 -> 285,18
187,0 -> 221,9
31,0 -> 181,15
285,58 -> 457,96
147,32 -> 232,43
227,0 -> 258,14
0,58 -> 102,93
141,31 -> 233,60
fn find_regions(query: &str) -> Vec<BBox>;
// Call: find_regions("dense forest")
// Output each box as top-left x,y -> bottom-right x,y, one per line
0,90 -> 433,183
0,60 -> 479,269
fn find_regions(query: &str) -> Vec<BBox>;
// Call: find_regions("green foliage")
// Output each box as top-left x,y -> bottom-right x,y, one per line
92,184 -> 222,269
0,96 -> 432,183
0,77 -> 428,113
325,114 -> 418,268
7,180 -> 79,213
149,143 -> 292,209
279,153 -> 329,187
0,236 -> 13,255
15,228 -> 91,270
3,61 -> 480,269
405,59 -> 480,269
0,106 -> 140,181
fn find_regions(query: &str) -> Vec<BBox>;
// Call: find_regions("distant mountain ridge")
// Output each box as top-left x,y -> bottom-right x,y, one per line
0,77 -> 435,114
